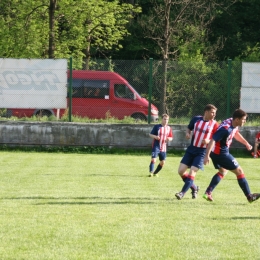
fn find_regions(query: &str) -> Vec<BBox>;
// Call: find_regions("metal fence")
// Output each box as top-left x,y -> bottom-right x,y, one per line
85,58 -> 242,121
0,58 -> 255,123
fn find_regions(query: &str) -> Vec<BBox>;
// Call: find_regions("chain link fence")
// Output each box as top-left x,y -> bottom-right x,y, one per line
86,59 -> 242,121
0,58 -> 254,123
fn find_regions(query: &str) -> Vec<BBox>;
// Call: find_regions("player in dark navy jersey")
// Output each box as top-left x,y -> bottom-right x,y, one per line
203,109 -> 260,203
175,104 -> 218,200
149,114 -> 173,177
252,131 -> 260,158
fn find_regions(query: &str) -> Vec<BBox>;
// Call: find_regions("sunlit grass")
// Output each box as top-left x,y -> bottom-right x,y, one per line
1,113 -> 260,126
0,115 -> 212,125
0,152 -> 259,259
0,115 -> 149,124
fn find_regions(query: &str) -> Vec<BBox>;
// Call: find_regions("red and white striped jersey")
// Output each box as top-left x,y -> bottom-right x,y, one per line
189,116 -> 218,148
212,118 -> 238,154
150,124 -> 173,152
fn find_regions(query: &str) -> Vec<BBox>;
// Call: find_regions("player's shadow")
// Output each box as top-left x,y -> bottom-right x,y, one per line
41,197 -> 175,205
2,196 -> 174,205
230,216 -> 260,220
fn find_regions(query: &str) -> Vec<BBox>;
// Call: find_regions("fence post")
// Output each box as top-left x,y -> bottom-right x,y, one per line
148,58 -> 153,124
227,59 -> 232,117
69,57 -> 73,122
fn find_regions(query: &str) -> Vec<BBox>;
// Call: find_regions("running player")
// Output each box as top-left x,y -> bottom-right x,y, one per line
203,109 -> 260,203
175,104 -> 218,200
148,114 -> 173,177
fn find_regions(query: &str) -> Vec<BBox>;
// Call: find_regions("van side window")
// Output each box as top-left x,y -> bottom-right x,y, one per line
82,80 -> 109,98
114,84 -> 134,99
69,79 -> 109,98
68,79 -> 83,97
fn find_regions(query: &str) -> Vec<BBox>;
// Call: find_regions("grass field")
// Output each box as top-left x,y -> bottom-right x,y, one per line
0,151 -> 259,260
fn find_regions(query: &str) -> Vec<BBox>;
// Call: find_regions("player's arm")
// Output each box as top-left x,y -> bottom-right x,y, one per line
202,122 -> 219,145
186,117 -> 196,140
185,128 -> 192,139
203,139 -> 215,165
202,139 -> 211,145
166,129 -> 173,142
234,131 -> 252,150
149,133 -> 160,140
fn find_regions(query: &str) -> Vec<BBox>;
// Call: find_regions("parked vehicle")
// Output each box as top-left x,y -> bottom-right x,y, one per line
7,70 -> 159,121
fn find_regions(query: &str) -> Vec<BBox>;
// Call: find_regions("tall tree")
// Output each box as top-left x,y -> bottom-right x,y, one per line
49,0 -> 57,58
0,0 -> 49,58
136,0 -> 237,114
58,0 -> 141,68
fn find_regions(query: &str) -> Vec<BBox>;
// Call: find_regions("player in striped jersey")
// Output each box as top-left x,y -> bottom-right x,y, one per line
203,109 -> 260,203
149,114 -> 173,177
175,104 -> 218,200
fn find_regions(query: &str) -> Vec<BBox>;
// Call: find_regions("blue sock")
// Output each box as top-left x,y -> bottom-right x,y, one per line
237,174 -> 251,197
182,173 -> 197,191
181,176 -> 194,194
149,161 -> 155,172
206,172 -> 223,194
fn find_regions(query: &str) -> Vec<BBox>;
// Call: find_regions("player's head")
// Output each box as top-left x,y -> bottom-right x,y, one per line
203,104 -> 217,121
232,109 -> 247,127
161,113 -> 169,126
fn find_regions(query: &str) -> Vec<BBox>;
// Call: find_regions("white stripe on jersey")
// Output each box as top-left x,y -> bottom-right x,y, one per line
218,118 -> 238,148
193,119 -> 217,148
158,125 -> 172,152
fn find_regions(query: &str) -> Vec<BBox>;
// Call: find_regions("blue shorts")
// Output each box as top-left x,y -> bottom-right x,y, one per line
210,152 -> 239,170
151,147 -> 166,161
180,146 -> 205,170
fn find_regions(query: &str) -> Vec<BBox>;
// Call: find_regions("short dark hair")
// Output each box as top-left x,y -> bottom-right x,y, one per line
204,104 -> 217,112
162,113 -> 169,119
232,109 -> 247,119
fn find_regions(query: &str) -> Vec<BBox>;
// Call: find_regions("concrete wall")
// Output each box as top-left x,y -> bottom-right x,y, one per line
0,121 -> 259,150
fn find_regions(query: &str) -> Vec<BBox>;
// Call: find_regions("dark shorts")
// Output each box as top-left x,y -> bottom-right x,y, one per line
210,152 -> 239,170
151,147 -> 166,161
180,146 -> 205,170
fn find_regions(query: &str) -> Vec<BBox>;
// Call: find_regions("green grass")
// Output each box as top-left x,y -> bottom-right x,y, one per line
0,114 -> 149,124
0,152 -> 259,259
0,112 -> 220,125
2,114 -> 260,126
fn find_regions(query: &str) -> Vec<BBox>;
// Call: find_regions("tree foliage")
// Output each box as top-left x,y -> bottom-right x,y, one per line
1,0 -> 259,63
0,0 -> 141,68
208,0 -> 260,61
0,0 -> 49,57
0,0 -> 259,117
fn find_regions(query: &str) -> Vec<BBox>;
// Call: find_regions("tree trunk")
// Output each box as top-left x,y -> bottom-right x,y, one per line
48,0 -> 57,59
160,59 -> 168,114
159,0 -> 171,115
83,36 -> 91,70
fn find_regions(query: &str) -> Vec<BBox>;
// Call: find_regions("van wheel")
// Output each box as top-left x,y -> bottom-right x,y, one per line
36,110 -> 52,117
132,113 -> 147,122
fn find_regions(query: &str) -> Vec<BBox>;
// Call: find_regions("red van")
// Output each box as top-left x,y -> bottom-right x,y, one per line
7,70 -> 159,121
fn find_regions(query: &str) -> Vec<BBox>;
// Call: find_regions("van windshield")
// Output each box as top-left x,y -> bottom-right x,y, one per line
114,84 -> 141,99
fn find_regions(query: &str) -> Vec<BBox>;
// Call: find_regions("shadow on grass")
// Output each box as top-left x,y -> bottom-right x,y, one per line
231,216 -> 260,220
3,196 -> 170,200
3,196 -> 257,207
41,173 -> 150,178
2,196 -> 177,205
36,201 -> 156,205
